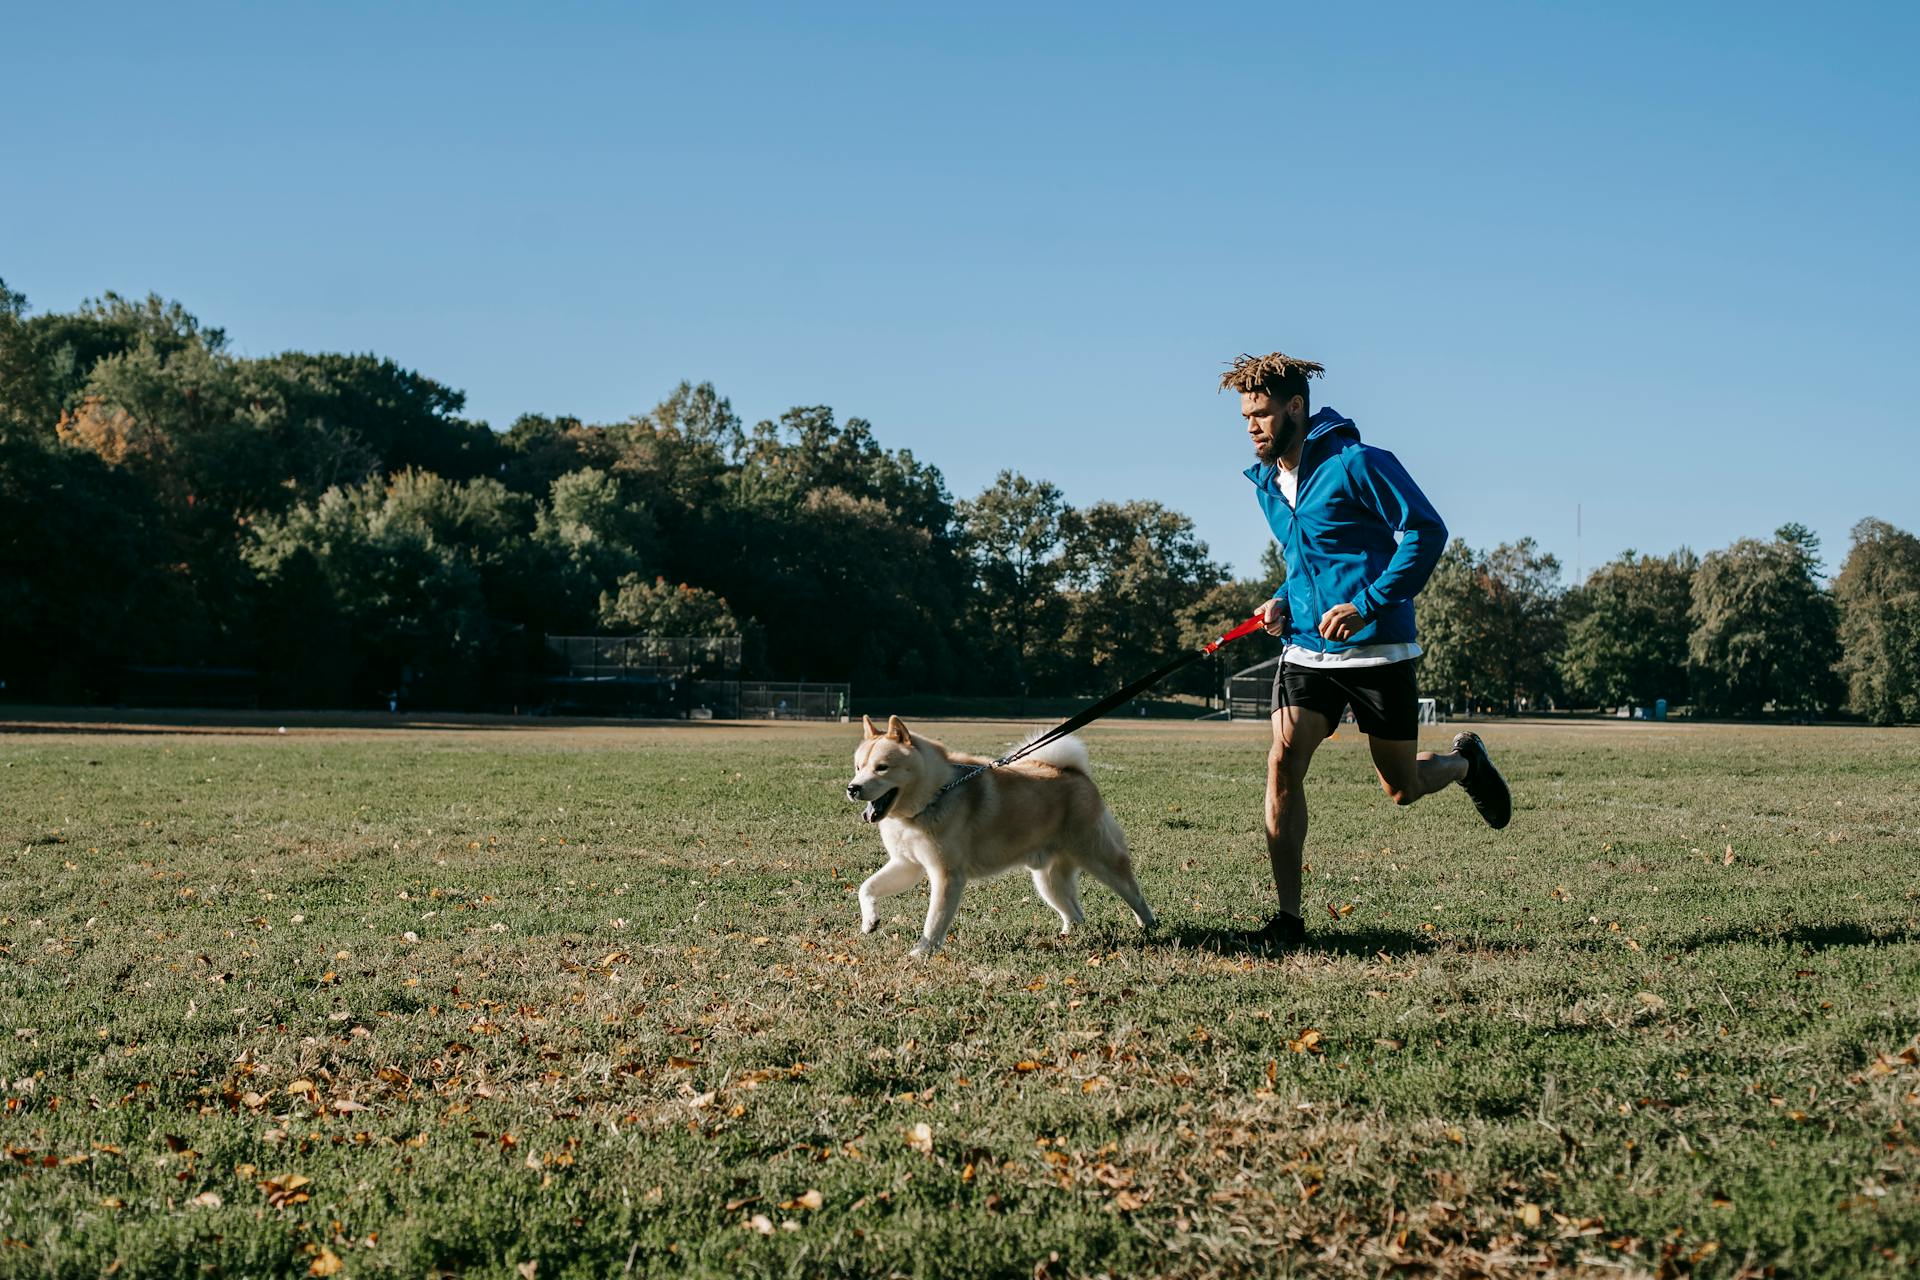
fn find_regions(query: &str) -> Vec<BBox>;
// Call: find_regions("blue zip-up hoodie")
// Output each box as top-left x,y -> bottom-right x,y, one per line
1244,406 -> 1448,655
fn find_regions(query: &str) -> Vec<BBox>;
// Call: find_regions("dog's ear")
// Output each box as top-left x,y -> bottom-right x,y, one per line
885,714 -> 912,745
861,714 -> 879,739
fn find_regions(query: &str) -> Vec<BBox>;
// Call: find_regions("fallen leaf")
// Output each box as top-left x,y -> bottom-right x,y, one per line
308,1247 -> 344,1276
260,1173 -> 312,1208
516,1262 -> 537,1280
190,1191 -> 222,1209
905,1122 -> 933,1154
796,1189 -> 823,1210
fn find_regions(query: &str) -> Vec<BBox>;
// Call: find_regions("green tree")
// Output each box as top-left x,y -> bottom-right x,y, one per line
958,471 -> 1068,694
1832,517 -> 1920,725
689,402 -> 971,691
0,426 -> 176,698
1415,539 -> 1564,713
1688,524 -> 1842,717
0,278 -> 50,437
1413,540 -> 1481,712
598,576 -> 741,636
254,352 -> 500,482
499,413 -> 615,497
1560,549 -> 1697,709
245,474 -> 490,705
1060,499 -> 1227,693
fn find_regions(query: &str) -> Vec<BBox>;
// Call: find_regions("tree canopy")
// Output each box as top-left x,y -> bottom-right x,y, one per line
0,280 -> 1908,721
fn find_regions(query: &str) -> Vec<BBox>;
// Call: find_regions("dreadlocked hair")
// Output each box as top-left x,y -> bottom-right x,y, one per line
1219,352 -> 1325,410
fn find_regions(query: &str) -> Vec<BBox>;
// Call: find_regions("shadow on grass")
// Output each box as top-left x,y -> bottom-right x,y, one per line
1148,919 -> 1917,961
1152,921 -> 1444,960
1674,920 -> 1919,952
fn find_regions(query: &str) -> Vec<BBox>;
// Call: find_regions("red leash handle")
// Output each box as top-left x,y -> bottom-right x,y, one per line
1202,611 -> 1269,655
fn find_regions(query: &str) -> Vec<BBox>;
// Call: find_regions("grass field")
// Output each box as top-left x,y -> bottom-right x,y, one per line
1,715 -> 1916,1279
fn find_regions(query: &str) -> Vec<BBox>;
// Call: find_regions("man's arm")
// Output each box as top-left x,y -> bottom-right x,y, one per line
1343,445 -> 1448,617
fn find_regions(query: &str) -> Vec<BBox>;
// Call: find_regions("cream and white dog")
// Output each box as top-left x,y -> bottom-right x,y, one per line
845,715 -> 1156,957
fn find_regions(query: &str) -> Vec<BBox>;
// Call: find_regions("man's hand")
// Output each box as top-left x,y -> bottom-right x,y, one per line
1258,596 -> 1290,636
1317,603 -> 1366,642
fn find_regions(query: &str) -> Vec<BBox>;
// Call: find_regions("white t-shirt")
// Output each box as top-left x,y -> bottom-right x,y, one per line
1273,460 -> 1422,670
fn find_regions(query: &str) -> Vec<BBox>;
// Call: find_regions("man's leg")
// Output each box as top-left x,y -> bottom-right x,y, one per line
1367,735 -> 1468,806
1265,705 -> 1333,918
1348,659 -> 1480,812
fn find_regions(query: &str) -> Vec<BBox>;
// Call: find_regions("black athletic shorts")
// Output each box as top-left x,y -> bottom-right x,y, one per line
1271,658 -> 1421,740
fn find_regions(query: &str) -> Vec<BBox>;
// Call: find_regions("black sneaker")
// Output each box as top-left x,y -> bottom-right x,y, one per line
1452,731 -> 1512,829
1240,910 -> 1308,952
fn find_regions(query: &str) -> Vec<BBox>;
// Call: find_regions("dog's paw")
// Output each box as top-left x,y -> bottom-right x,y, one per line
860,915 -> 879,934
907,940 -> 935,959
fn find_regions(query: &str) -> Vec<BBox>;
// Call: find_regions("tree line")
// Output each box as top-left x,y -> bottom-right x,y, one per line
1415,524 -> 1919,724
1,284 -> 1914,723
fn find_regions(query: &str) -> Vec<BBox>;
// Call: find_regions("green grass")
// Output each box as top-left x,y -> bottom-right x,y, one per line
1,717 -> 1916,1279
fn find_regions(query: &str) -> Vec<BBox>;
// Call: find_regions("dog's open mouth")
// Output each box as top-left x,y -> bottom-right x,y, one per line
862,789 -> 898,823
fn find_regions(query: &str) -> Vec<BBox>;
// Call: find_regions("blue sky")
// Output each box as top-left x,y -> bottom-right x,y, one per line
6,1 -> 1915,580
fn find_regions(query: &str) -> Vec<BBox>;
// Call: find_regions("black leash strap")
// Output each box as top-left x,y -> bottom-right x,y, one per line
990,647 -> 1207,770
918,612 -> 1266,816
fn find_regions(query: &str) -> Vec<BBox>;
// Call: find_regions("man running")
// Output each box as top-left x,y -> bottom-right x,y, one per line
1225,352 -> 1511,951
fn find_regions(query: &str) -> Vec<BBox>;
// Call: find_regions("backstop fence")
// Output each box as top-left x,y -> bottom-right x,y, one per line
541,636 -> 848,721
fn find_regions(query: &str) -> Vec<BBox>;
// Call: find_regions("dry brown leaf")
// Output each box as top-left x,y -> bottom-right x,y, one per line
308,1246 -> 344,1276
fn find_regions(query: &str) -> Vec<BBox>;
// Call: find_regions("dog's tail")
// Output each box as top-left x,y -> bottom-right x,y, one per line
1019,733 -> 1091,775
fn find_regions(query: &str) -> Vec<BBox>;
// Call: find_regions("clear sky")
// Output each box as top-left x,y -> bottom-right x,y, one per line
6,1 -> 1915,580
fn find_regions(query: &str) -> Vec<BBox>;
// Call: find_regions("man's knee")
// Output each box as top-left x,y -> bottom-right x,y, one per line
1268,745 -> 1310,794
1378,774 -> 1420,806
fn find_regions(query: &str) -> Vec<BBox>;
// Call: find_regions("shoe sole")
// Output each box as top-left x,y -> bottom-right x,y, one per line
1455,733 -> 1513,830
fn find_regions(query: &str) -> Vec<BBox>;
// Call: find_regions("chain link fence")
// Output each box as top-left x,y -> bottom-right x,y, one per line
738,682 -> 850,721
540,637 -> 847,720
1224,655 -> 1278,720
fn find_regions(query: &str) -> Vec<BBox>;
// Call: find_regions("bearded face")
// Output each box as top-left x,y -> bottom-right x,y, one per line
1241,390 -> 1305,464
